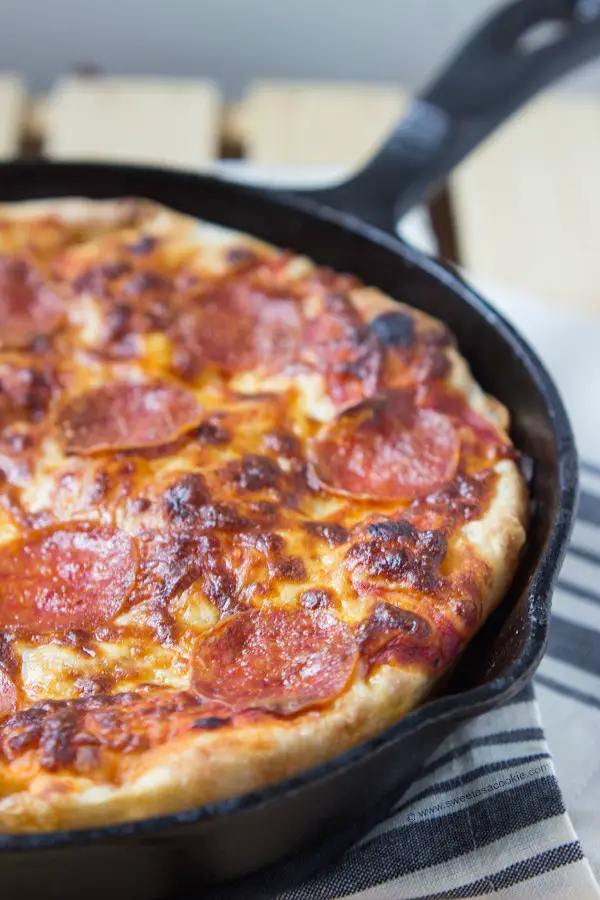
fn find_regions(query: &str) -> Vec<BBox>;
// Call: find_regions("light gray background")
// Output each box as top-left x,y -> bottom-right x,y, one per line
1,0 -> 600,96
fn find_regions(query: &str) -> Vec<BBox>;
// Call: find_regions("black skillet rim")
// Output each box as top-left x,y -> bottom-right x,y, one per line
0,161 -> 579,852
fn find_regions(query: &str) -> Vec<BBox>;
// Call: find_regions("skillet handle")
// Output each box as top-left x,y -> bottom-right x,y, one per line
294,0 -> 600,232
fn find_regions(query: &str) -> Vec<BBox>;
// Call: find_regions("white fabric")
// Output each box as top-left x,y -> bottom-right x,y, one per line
471,275 -> 600,888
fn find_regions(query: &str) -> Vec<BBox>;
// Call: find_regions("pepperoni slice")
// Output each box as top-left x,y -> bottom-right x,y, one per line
0,257 -> 63,349
180,283 -> 301,372
0,668 -> 17,716
301,293 -> 382,410
0,524 -> 138,631
192,607 -> 357,714
58,381 -> 203,454
419,385 -> 504,445
311,390 -> 459,500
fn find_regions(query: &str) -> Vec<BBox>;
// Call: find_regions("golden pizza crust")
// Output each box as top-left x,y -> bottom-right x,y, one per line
0,198 -> 528,832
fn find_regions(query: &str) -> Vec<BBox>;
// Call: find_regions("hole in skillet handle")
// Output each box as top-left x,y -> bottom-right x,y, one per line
516,20 -> 571,53
516,1 -> 600,55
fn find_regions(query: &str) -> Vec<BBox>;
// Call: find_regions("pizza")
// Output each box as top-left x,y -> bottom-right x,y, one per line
0,198 -> 527,833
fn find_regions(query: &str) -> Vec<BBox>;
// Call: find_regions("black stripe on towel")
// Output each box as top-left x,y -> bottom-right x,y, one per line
414,841 -> 584,899
566,544 -> 600,567
557,578 -> 600,606
410,728 -> 545,784
581,459 -> 600,478
536,673 -> 600,711
504,682 -> 535,704
546,615 -> 600,676
395,752 -> 552,812
577,491 -> 600,526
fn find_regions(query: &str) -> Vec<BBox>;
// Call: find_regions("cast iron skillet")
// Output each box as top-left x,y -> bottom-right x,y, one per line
0,1 -> 594,897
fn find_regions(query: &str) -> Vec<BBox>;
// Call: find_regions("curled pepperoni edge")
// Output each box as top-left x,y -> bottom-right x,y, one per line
0,523 -> 139,633
57,381 -> 204,455
309,391 -> 460,502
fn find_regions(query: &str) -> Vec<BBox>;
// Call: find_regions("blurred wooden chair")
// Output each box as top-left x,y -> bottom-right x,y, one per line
46,76 -> 222,169
0,74 -> 26,159
241,80 -> 408,170
451,92 -> 600,315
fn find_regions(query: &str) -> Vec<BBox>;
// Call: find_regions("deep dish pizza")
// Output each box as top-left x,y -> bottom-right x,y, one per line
0,198 -> 527,832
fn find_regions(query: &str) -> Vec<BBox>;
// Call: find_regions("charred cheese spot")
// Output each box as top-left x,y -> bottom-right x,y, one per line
226,454 -> 281,492
193,417 -> 231,445
299,588 -> 336,610
369,311 -> 416,348
128,235 -> 157,255
225,246 -> 258,267
163,473 -> 211,523
1,690 -> 226,768
408,470 -> 498,532
345,520 -> 447,595
269,555 -> 307,582
302,521 -> 350,547
263,429 -> 302,458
